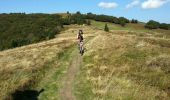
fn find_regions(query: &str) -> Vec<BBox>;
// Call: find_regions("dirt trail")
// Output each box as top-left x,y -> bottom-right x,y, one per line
60,50 -> 82,100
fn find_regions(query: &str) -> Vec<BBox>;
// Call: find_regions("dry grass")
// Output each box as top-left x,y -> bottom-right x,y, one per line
0,23 -> 170,100
0,25 -> 97,99
91,20 -> 170,38
75,28 -> 170,100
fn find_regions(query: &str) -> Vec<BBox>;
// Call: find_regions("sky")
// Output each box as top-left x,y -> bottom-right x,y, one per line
0,0 -> 170,23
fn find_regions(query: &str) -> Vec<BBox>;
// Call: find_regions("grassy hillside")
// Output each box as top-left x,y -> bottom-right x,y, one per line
0,13 -> 169,51
91,20 -> 170,37
0,27 -> 74,99
0,13 -> 87,51
75,26 -> 170,99
0,21 -> 170,100
0,13 -> 64,51
0,25 -> 96,99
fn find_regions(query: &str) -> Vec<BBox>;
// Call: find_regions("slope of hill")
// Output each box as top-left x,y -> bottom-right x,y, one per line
0,23 -> 170,100
0,25 -> 96,99
91,20 -> 170,35
75,30 -> 170,99
0,13 -> 65,51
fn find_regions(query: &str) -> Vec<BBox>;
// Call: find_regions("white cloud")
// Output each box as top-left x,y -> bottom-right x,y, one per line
126,0 -> 140,9
98,2 -> 118,9
142,0 -> 170,9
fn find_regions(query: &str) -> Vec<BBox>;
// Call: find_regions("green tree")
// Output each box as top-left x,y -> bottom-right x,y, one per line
87,20 -> 91,25
159,23 -> 169,30
120,20 -> 126,27
119,17 -> 129,23
104,24 -> 109,32
76,11 -> 81,15
0,13 -> 63,51
131,19 -> 138,23
70,13 -> 86,25
145,20 -> 160,29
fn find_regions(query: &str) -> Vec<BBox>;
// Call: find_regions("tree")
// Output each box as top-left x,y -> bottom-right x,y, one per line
86,12 -> 96,19
159,23 -> 169,30
70,13 -> 86,25
145,20 -> 160,29
114,18 -> 120,24
0,13 -> 64,51
120,20 -> 126,27
76,11 -> 81,15
11,38 -> 30,48
62,18 -> 71,25
104,24 -> 109,32
131,19 -> 138,23
87,20 -> 91,25
119,17 -> 129,23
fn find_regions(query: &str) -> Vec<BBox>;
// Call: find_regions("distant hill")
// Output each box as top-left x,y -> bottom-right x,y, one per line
0,13 -> 63,51
0,12 -> 169,51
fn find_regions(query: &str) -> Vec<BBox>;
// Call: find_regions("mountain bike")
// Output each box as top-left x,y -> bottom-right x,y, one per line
79,41 -> 84,56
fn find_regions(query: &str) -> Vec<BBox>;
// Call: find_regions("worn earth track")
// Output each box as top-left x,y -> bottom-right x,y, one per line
60,49 -> 82,100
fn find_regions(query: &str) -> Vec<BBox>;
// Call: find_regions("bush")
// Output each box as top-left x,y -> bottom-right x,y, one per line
70,13 -> 86,25
159,23 -> 169,30
86,12 -> 96,19
11,38 -> 30,48
145,20 -> 160,29
62,18 -> 71,25
0,13 -> 63,50
119,17 -> 129,23
0,12 -> 89,51
87,20 -> 91,25
104,24 -> 109,32
120,20 -> 126,27
131,19 -> 138,23
86,13 -> 119,24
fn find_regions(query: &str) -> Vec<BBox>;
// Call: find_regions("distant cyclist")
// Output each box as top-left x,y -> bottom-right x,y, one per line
77,30 -> 84,55
78,30 -> 83,42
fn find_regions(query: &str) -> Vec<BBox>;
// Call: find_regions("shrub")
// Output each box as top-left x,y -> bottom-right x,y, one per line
87,20 -> 91,25
0,13 -> 63,50
145,20 -> 160,29
62,18 -> 71,25
120,20 -> 126,27
104,24 -> 109,32
119,17 -> 129,23
131,19 -> 138,23
159,23 -> 169,30
11,38 -> 30,48
70,13 -> 86,25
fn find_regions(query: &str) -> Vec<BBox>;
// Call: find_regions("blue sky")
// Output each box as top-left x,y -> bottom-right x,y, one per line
0,0 -> 170,23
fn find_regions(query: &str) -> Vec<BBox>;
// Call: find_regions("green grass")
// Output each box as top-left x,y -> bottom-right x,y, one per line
91,20 -> 170,37
74,55 -> 95,100
1,24 -> 169,99
115,44 -> 170,91
74,31 -> 170,99
0,51 -> 59,100
37,45 -> 76,100
91,20 -> 146,31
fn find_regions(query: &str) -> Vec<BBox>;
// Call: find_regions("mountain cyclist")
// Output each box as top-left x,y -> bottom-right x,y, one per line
77,30 -> 84,55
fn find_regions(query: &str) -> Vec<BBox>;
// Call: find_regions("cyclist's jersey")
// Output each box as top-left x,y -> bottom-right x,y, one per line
78,35 -> 83,42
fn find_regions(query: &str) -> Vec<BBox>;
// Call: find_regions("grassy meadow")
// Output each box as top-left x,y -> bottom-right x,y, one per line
91,20 -> 170,37
0,27 -> 76,99
0,20 -> 169,100
0,25 -> 96,100
74,22 -> 170,100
